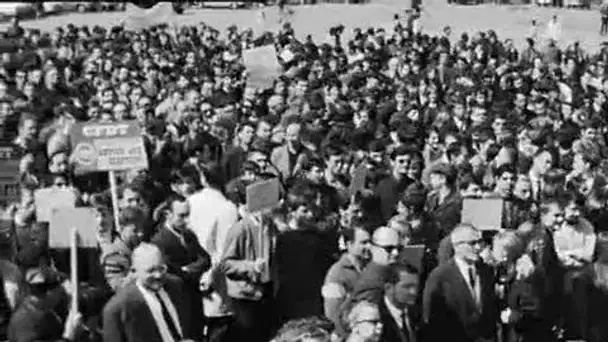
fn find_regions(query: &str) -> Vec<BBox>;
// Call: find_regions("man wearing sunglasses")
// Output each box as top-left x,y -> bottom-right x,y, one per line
352,227 -> 403,305
423,224 -> 499,342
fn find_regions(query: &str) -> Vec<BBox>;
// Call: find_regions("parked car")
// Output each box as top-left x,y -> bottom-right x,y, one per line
0,3 -> 37,19
73,1 -> 126,12
200,1 -> 248,9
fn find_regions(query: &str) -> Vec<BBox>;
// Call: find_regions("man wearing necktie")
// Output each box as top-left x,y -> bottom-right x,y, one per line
151,196 -> 211,340
379,263 -> 421,342
103,243 -> 196,342
423,224 -> 499,342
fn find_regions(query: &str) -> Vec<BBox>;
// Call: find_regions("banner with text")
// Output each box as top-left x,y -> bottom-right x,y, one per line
69,121 -> 149,174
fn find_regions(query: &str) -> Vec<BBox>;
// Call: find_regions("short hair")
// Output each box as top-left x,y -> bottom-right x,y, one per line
132,243 -> 162,268
346,301 -> 379,329
494,164 -> 516,179
198,161 -> 225,190
273,317 -> 332,342
385,263 -> 419,285
342,227 -> 367,243
493,230 -> 525,262
118,207 -> 146,230
302,156 -> 324,172
450,223 -> 478,245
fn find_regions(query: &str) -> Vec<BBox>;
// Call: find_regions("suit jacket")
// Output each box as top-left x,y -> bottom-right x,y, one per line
379,299 -> 422,342
425,190 -> 463,238
270,144 -> 310,181
102,276 -> 194,342
423,259 -> 499,342
151,226 -> 211,287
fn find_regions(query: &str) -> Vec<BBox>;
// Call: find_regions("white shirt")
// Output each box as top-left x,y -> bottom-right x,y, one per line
188,187 -> 238,262
188,187 -> 238,316
384,296 -> 406,329
137,282 -> 183,342
454,257 -> 481,308
384,296 -> 415,341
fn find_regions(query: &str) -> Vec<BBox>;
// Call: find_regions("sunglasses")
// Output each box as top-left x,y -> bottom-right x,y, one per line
373,242 -> 403,254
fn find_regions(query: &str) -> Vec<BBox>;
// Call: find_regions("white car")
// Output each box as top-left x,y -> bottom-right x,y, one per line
0,3 -> 36,18
42,2 -> 79,14
200,1 -> 247,9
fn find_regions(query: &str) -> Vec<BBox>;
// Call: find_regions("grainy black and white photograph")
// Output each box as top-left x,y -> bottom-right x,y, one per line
0,0 -> 604,341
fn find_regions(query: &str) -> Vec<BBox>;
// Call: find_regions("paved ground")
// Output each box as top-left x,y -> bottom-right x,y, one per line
1,1 -> 605,51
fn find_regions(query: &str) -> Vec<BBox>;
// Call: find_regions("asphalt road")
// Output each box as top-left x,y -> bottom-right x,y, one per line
1,1 -> 604,51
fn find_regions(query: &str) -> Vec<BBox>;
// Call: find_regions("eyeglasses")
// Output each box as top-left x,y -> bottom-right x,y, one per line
373,242 -> 403,254
456,239 -> 484,247
145,264 -> 168,275
354,318 -> 383,326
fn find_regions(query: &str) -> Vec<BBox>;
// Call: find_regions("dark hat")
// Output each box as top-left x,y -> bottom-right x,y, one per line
429,162 -> 458,182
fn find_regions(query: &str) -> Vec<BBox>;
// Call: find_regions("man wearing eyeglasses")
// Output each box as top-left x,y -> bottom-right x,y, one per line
103,243 -> 197,342
352,227 -> 403,305
423,224 -> 499,342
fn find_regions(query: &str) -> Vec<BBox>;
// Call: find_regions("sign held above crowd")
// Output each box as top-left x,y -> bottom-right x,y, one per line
246,178 -> 281,213
461,198 -> 504,231
69,121 -> 149,174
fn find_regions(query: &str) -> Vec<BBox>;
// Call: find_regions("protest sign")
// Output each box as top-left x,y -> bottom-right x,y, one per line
69,121 -> 149,174
0,145 -> 20,206
34,188 -> 77,222
399,244 -> 425,270
349,164 -> 368,198
461,198 -> 504,231
49,207 -> 98,249
243,45 -> 281,90
246,178 -> 281,213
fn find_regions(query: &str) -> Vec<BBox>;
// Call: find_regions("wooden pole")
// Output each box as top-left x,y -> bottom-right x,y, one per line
108,171 -> 120,232
70,227 -> 78,313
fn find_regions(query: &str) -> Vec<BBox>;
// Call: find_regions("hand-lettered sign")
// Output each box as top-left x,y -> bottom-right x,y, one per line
69,121 -> 149,174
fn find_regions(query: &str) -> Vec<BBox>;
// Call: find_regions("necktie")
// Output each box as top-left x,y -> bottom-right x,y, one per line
468,267 -> 479,306
468,267 -> 476,290
154,292 -> 182,341
401,310 -> 415,342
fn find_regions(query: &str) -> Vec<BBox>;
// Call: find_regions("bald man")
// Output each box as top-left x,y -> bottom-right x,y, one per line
351,226 -> 403,305
103,244 -> 197,342
422,224 -> 498,342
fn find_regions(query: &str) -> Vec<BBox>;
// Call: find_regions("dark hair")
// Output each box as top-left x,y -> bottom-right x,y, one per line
386,263 -> 419,285
494,164 -> 516,179
199,161 -> 225,190
118,207 -> 146,230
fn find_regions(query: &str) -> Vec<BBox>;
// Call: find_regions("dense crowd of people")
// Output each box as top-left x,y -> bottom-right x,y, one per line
0,4 -> 607,342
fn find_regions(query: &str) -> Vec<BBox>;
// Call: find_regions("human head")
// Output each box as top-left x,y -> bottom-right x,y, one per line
131,243 -> 167,292
491,230 -> 525,264
384,263 -> 420,309
451,223 -> 483,264
118,207 -> 147,248
344,228 -> 372,262
494,164 -> 516,198
166,195 -> 190,232
370,226 -> 402,265
346,301 -> 382,342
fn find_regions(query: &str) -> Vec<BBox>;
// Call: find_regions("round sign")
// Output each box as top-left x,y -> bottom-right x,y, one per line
72,143 -> 97,166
